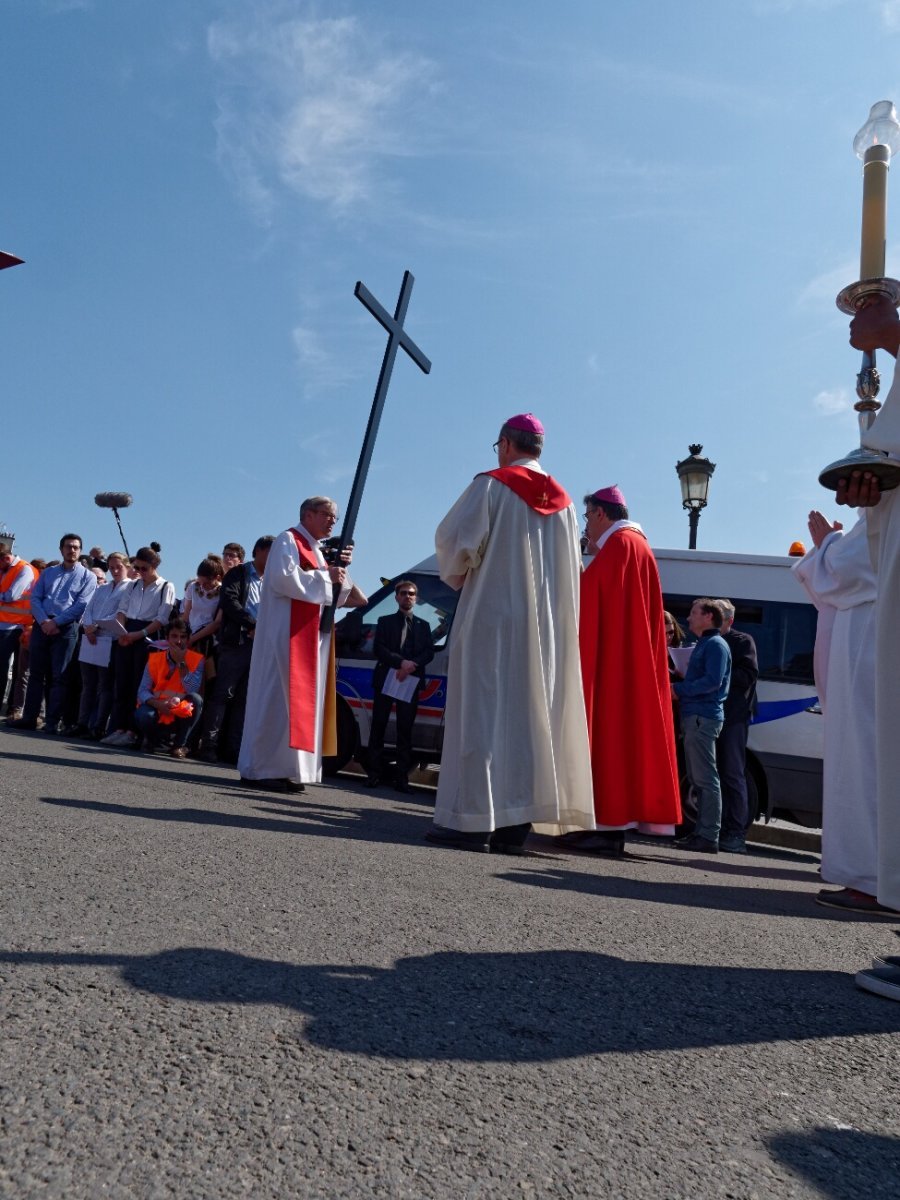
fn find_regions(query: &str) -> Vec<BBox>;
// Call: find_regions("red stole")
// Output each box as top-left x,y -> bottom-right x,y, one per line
288,529 -> 323,752
480,467 -> 571,514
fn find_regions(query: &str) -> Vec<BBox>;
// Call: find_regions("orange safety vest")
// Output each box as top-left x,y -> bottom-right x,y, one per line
144,648 -> 204,702
0,559 -> 35,627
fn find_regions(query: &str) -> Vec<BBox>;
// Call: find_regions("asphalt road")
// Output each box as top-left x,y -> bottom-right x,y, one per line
1,729 -> 899,1199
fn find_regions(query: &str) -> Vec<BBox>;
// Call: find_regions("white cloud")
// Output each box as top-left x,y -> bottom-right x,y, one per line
208,9 -> 436,220
883,0 -> 900,30
812,387 -> 853,415
795,260 -> 857,310
291,322 -> 362,394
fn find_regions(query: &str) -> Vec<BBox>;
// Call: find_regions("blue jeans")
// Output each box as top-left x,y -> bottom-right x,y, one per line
134,692 -> 203,749
682,714 -> 724,843
23,623 -> 79,729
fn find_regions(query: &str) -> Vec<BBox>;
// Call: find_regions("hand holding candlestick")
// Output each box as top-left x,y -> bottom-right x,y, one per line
820,102 -> 900,492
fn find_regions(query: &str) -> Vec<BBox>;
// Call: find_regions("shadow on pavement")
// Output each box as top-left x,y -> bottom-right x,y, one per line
2,745 -> 242,790
497,865 -> 895,923
766,1128 -> 900,1199
2,946 -> 899,1062
40,795 -> 432,847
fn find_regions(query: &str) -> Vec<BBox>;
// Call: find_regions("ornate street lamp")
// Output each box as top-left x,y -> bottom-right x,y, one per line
675,443 -> 716,550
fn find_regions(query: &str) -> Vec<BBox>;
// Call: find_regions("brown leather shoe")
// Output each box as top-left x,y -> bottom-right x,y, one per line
170,746 -> 188,759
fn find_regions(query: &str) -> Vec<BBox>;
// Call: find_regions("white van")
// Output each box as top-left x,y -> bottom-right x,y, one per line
330,548 -> 822,827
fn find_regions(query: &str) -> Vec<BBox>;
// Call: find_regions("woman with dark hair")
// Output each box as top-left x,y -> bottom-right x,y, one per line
183,555 -> 224,655
102,542 -> 176,748
664,611 -> 686,674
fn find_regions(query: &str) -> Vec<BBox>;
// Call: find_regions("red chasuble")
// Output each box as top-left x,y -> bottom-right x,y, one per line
479,467 -> 571,514
580,528 -> 681,827
288,530 -> 322,752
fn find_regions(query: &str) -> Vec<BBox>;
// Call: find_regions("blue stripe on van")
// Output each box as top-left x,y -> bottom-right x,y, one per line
751,696 -> 818,725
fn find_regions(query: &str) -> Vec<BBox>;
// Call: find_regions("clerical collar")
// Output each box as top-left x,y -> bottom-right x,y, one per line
509,456 -> 545,473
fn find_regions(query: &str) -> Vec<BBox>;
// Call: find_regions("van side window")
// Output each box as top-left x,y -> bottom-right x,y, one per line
335,573 -> 460,658
662,593 -> 817,686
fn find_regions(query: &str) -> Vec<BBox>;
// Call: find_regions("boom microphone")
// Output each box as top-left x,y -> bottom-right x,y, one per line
94,492 -> 133,509
94,491 -> 133,556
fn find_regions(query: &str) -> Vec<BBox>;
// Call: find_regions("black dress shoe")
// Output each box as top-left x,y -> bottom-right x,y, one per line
10,718 -> 38,731
394,779 -> 412,794
363,775 -> 381,788
284,781 -> 305,794
239,777 -> 289,793
560,830 -> 625,857
489,823 -> 532,854
425,826 -> 491,853
674,833 -> 719,854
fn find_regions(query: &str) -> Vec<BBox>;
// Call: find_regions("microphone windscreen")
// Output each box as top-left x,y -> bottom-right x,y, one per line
95,492 -> 133,509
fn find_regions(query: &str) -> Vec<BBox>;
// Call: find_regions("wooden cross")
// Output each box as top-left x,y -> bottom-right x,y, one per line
320,270 -> 431,632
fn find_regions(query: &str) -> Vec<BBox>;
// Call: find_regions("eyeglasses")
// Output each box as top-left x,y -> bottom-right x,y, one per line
132,564 -> 151,574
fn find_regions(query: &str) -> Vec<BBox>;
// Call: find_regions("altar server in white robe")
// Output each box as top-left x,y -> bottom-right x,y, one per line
793,511 -> 879,906
238,496 -> 363,791
835,295 -> 900,1000
426,412 -> 594,854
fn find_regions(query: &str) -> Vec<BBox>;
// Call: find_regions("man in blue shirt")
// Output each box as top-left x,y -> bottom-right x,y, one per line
672,597 -> 732,853
13,533 -> 97,734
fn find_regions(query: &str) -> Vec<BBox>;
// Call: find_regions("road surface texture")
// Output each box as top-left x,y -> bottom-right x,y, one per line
1,729 -> 898,1199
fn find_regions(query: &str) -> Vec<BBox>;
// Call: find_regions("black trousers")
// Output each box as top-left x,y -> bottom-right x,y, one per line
202,641 -> 253,754
367,688 -> 418,780
716,719 -> 750,837
110,621 -> 151,732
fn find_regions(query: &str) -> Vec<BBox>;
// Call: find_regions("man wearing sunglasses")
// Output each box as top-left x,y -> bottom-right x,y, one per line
364,580 -> 435,793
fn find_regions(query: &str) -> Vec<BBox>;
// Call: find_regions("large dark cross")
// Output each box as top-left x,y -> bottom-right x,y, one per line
320,269 -> 431,633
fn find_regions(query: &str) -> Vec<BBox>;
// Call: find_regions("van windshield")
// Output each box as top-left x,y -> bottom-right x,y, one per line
336,572 -> 460,657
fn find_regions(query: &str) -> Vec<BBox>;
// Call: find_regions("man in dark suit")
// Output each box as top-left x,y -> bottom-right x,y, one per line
715,598 -> 759,854
365,580 -> 435,792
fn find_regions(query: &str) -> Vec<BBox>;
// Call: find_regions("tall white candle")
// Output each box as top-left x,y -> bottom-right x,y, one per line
861,143 -> 890,280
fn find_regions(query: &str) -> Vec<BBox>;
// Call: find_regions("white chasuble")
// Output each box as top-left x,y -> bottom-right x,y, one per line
238,525 -> 350,785
793,516 -> 877,894
433,461 -> 594,835
863,365 -> 900,908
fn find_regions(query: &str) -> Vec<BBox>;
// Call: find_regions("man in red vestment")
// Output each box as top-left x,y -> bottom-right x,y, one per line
576,485 -> 681,856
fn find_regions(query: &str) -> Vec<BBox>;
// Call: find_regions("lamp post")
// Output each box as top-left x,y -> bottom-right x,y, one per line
675,443 -> 716,550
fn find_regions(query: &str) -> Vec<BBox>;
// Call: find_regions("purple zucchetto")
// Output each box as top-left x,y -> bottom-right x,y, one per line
504,412 -> 545,435
590,485 -> 627,507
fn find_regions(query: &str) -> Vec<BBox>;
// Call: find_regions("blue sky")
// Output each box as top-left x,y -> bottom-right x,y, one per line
4,0 -> 900,594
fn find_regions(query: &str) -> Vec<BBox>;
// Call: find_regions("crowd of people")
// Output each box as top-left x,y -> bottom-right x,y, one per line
0,533 -> 278,763
3,377 -> 899,1005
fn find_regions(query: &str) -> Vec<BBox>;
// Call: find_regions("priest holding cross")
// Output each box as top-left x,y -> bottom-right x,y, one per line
426,413 -> 595,853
